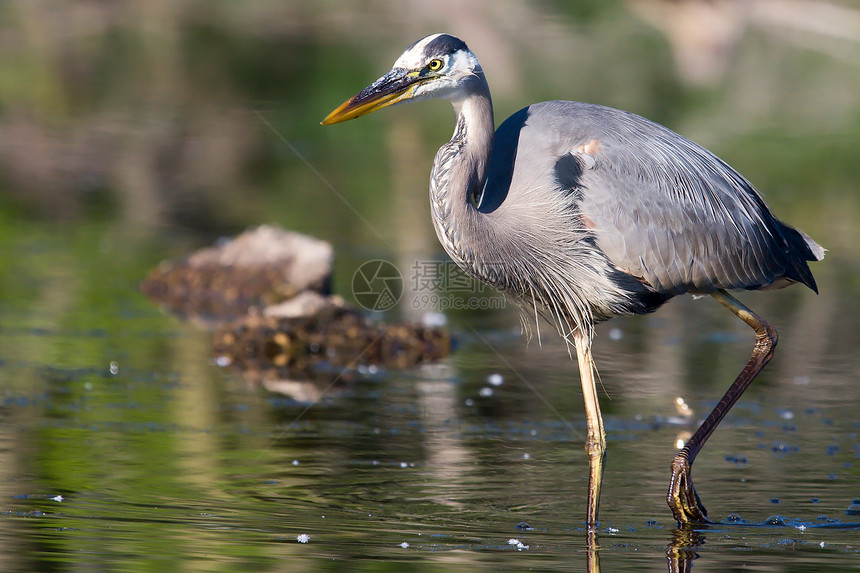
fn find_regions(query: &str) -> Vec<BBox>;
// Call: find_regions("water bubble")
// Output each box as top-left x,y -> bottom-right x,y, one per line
422,312 -> 447,327
215,356 -> 231,367
464,398 -> 474,407
645,519 -> 658,526
724,513 -> 744,524
846,501 -> 860,516
296,534 -> 310,543
771,441 -> 799,457
523,453 -> 531,460
608,327 -> 623,341
770,498 -> 780,504
292,460 -> 300,466
764,515 -> 787,526
479,387 -> 494,398
487,373 -> 504,386
515,522 -> 532,530
109,362 -> 119,375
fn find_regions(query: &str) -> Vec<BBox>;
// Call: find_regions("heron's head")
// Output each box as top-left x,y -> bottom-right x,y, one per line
322,33 -> 483,125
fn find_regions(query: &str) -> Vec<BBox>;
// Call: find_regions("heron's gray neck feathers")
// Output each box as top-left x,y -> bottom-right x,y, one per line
429,83 -> 494,269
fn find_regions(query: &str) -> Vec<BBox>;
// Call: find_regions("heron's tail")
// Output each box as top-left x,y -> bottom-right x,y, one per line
779,223 -> 825,294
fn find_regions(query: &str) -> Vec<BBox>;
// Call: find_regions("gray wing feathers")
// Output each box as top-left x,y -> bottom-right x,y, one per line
525,101 -> 821,295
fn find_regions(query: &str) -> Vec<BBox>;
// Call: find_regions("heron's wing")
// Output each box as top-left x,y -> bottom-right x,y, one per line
521,102 -> 822,295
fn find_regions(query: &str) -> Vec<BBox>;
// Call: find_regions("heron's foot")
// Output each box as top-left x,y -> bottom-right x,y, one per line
667,454 -> 711,525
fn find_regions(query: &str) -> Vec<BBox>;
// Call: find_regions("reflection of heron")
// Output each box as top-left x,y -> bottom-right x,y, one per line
322,33 -> 824,526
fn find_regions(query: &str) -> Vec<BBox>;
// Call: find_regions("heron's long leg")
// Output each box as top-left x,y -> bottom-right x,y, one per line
573,330 -> 607,529
668,289 -> 778,524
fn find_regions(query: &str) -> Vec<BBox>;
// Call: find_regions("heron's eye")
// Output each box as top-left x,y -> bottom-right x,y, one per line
427,59 -> 444,72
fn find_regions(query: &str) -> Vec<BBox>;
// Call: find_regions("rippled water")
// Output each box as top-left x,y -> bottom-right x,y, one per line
1,227 -> 858,571
2,2 -> 860,570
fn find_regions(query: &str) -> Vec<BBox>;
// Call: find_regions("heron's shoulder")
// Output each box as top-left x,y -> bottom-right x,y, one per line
501,101 -> 673,148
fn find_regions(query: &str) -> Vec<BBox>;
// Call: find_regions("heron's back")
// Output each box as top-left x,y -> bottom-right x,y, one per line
483,101 -> 824,300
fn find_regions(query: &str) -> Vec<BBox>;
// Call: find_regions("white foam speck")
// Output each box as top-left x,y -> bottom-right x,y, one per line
297,534 -> 310,543
400,541 -> 409,549
422,312 -> 447,327
479,387 -> 494,398
487,373 -> 504,386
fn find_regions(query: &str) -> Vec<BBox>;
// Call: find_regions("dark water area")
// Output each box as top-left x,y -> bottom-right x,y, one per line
2,2 -> 860,571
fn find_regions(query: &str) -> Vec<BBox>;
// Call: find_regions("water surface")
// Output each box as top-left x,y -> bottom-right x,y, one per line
2,2 -> 859,571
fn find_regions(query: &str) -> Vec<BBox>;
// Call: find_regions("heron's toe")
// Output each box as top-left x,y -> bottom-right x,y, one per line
667,454 -> 711,525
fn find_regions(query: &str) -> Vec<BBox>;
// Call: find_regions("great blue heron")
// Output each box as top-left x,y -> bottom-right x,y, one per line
322,33 -> 824,527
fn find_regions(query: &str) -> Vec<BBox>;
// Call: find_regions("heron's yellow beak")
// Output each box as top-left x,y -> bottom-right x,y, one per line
321,68 -> 425,125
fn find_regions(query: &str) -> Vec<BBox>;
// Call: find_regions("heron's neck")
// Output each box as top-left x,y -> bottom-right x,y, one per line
430,84 -> 494,268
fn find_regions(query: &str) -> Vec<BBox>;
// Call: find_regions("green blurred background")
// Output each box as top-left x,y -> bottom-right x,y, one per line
1,0 -> 857,248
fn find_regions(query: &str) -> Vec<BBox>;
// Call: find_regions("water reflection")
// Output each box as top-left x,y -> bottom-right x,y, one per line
666,527 -> 704,573
1,1 -> 859,571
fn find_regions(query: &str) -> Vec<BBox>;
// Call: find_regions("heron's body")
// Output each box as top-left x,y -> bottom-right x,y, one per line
432,97 -> 821,335
323,33 -> 824,528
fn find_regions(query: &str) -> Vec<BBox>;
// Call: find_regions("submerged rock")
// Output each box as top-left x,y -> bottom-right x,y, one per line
212,293 -> 451,377
140,225 -> 332,321
142,225 -> 452,396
